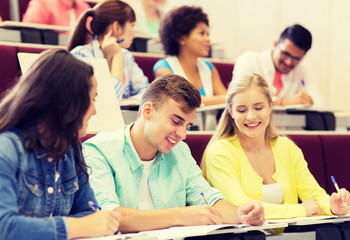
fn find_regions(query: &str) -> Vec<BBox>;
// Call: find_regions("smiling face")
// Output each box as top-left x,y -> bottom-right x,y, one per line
272,38 -> 306,74
78,76 -> 97,138
180,22 -> 210,57
143,98 -> 196,156
229,87 -> 272,140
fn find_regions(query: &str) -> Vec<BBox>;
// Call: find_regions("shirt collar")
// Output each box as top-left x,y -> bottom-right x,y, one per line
123,124 -> 163,172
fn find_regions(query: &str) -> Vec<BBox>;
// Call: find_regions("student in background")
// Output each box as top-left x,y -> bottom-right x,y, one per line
233,24 -> 323,107
83,74 -> 264,233
22,0 -> 90,29
153,6 -> 227,106
68,0 -> 149,102
202,73 -> 350,220
128,0 -> 166,35
0,49 -> 120,239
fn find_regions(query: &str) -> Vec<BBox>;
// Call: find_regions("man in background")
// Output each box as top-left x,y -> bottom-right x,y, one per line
233,24 -> 323,107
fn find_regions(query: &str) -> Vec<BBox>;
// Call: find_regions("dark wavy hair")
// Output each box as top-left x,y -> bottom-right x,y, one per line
160,6 -> 209,56
278,24 -> 312,52
0,49 -> 94,179
67,0 -> 136,51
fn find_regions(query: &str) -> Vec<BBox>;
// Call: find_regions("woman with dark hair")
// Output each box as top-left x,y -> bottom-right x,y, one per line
68,0 -> 149,102
153,6 -> 227,106
0,49 -> 120,239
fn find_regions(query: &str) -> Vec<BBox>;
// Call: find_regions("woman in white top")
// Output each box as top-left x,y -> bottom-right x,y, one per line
153,6 -> 227,106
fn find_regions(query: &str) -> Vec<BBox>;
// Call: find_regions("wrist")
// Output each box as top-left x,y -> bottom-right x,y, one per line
279,98 -> 284,106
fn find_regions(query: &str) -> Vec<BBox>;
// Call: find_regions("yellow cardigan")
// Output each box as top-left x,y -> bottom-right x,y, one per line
204,135 -> 332,219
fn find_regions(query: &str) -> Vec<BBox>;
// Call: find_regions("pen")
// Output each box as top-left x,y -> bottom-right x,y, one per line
301,79 -> 305,87
88,201 -> 120,235
201,192 -> 209,205
331,176 -> 348,208
117,39 -> 124,44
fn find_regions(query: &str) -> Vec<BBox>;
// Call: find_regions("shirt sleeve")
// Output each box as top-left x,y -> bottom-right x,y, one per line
153,58 -> 172,75
300,67 -> 324,107
204,139 -> 307,219
232,51 -> 259,81
291,142 -> 331,215
83,143 -> 121,210
125,51 -> 149,98
181,143 -> 224,206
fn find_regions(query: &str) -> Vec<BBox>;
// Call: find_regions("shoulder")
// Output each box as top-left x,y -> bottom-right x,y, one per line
70,44 -> 93,58
0,129 -> 25,166
154,58 -> 171,70
83,129 -> 125,159
166,141 -> 197,166
208,136 -> 238,152
272,136 -> 301,152
0,129 -> 22,148
201,58 -> 214,71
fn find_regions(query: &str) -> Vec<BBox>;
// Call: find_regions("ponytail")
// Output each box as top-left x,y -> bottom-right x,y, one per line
67,9 -> 95,51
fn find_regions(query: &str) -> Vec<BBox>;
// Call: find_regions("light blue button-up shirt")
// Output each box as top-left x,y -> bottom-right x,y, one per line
83,124 -> 224,210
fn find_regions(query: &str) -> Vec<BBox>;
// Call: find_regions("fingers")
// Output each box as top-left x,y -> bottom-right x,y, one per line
299,91 -> 313,104
240,202 -> 265,226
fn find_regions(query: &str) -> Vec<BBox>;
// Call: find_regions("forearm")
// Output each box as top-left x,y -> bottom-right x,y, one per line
109,53 -> 124,83
201,95 -> 226,106
115,207 -> 182,233
212,199 -> 240,224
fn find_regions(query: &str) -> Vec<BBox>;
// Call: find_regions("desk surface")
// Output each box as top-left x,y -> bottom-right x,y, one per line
0,21 -> 71,32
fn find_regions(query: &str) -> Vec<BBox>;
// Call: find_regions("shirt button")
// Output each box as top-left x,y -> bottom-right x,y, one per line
140,165 -> 143,168
47,156 -> 54,162
47,187 -> 54,194
58,188 -> 61,193
137,177 -> 140,181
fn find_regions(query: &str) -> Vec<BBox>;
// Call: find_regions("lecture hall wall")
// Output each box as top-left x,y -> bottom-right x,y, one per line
165,0 -> 350,112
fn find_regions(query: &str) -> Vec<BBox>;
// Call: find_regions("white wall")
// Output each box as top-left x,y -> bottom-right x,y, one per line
163,0 -> 350,111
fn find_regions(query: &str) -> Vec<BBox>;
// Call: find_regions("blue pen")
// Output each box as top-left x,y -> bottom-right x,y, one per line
331,176 -> 348,208
116,39 -> 124,44
201,192 -> 209,205
88,201 -> 120,235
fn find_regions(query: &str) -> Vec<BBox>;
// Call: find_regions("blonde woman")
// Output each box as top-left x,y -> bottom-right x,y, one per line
202,73 -> 350,219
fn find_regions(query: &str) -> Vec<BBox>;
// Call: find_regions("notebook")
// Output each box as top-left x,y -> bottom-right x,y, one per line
17,52 -> 125,133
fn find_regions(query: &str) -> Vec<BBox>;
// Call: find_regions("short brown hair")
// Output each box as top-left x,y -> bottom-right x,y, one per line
140,74 -> 201,113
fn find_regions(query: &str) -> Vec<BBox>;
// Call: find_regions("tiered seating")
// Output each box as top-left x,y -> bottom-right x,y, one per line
81,132 -> 350,195
0,43 -> 234,98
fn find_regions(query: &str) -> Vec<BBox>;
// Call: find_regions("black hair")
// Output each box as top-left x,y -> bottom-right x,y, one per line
160,6 -> 209,56
279,24 -> 312,52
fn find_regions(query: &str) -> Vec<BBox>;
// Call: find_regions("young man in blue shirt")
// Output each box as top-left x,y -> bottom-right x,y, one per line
83,74 -> 265,233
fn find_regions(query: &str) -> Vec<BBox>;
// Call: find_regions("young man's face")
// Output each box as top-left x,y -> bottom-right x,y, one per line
143,98 -> 196,156
272,38 -> 306,74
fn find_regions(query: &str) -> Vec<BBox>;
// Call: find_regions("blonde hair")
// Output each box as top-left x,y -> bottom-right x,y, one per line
201,73 -> 279,178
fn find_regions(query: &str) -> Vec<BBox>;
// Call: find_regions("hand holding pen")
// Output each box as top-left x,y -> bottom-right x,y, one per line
88,201 -> 121,235
330,176 -> 350,215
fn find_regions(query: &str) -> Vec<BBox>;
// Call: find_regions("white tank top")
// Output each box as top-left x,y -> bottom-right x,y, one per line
261,182 -> 284,204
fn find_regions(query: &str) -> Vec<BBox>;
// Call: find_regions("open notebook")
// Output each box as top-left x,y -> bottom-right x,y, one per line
17,52 -> 124,134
